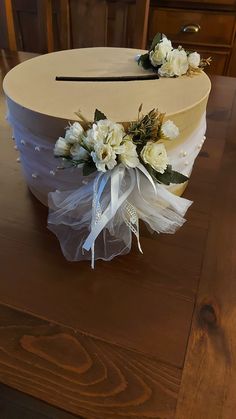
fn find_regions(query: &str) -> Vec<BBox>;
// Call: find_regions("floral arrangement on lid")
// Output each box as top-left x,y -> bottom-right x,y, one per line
48,106 -> 192,268
138,32 -> 211,77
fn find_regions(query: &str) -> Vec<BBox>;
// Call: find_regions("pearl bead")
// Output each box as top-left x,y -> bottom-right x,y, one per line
197,145 -> 202,149
31,173 -> 38,179
203,135 -> 206,140
20,140 -> 25,145
16,157 -> 21,162
14,145 -> 18,150
55,189 -> 61,194
183,151 -> 187,157
49,170 -> 55,176
35,146 -> 40,152
184,161 -> 189,166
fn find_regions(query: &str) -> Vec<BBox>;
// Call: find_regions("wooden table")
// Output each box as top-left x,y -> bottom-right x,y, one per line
1,50 -> 236,419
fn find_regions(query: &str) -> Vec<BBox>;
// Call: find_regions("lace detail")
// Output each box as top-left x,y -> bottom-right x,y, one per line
122,201 -> 143,253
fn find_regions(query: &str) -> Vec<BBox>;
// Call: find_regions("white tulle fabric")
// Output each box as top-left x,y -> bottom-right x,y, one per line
47,163 -> 192,267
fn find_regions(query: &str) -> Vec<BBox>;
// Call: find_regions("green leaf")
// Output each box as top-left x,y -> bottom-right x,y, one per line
83,161 -> 97,176
151,164 -> 189,185
138,53 -> 152,70
170,170 -> 189,184
150,32 -> 163,51
94,109 -> 107,122
71,159 -> 86,166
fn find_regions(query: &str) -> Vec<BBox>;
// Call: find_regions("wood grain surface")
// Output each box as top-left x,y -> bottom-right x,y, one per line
0,383 -> 81,419
0,304 -> 180,418
1,51 -> 236,418
176,79 -> 236,419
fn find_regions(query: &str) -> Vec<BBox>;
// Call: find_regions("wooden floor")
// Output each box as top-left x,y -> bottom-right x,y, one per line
0,50 -> 236,418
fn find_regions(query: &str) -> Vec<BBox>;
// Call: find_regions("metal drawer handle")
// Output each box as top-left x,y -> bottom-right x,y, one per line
181,24 -> 201,33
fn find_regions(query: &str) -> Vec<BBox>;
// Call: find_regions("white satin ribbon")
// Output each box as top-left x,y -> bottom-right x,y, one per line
136,163 -> 157,194
82,165 -> 136,267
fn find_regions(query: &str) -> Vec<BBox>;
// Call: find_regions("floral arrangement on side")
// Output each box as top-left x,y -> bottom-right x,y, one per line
54,106 -> 188,186
138,32 -> 211,77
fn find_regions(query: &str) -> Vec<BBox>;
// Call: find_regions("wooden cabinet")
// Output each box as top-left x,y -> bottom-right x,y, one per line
148,1 -> 236,76
0,0 -> 150,52
1,0 -> 236,75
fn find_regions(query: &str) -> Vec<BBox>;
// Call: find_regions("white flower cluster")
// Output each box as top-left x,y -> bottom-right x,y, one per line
54,112 -> 179,176
54,119 -> 139,173
87,120 -> 139,172
149,36 -> 201,77
54,122 -> 88,161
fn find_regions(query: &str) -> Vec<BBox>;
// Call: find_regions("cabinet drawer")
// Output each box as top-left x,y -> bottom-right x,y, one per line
149,8 -> 236,47
191,48 -> 230,75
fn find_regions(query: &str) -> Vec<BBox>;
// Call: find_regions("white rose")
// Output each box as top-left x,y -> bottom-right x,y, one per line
119,138 -> 139,168
141,142 -> 168,173
70,143 -> 89,161
157,61 -> 174,78
54,137 -> 70,156
84,125 -> 98,149
84,120 -> 124,151
91,143 -> 117,172
161,120 -> 179,140
149,37 -> 173,67
97,119 -> 124,148
188,52 -> 201,69
65,122 -> 84,144
158,48 -> 189,77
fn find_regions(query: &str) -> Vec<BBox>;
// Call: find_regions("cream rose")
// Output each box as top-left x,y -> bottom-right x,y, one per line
84,119 -> 124,151
158,48 -> 189,77
149,37 -> 173,67
161,120 -> 179,140
54,137 -> 71,157
141,142 -> 168,173
188,52 -> 201,68
91,143 -> 117,172
65,122 -> 84,144
119,138 -> 139,168
84,126 -> 98,149
95,119 -> 124,147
